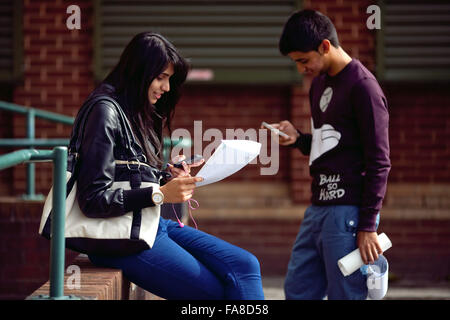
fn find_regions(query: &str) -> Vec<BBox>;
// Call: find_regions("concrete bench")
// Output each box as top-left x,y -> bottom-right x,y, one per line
28,254 -> 163,300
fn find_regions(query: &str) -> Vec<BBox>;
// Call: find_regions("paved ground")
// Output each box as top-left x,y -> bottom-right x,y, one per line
262,277 -> 450,300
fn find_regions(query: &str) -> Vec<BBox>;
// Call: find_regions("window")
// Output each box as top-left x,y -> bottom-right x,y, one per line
94,0 -> 301,84
376,0 -> 450,81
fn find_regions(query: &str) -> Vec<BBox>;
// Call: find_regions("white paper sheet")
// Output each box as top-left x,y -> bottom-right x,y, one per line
195,140 -> 261,187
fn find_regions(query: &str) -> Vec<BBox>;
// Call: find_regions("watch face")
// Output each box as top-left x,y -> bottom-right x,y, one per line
153,193 -> 163,204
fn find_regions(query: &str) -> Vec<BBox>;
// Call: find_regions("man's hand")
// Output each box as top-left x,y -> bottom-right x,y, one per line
261,120 -> 299,146
357,231 -> 383,264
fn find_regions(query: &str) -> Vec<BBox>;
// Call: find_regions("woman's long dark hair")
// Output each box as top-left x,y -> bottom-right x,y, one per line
103,32 -> 189,168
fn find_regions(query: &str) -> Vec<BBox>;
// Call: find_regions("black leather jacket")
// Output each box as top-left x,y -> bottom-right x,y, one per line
73,84 -> 167,218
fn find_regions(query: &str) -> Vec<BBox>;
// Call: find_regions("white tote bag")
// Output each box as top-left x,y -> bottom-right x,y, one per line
39,169 -> 161,256
39,95 -> 162,256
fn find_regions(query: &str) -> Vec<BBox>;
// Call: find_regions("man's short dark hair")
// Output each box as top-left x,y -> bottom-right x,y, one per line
279,9 -> 340,55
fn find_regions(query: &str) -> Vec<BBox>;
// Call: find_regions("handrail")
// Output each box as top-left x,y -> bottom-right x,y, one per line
0,147 -> 72,299
0,101 -> 74,124
0,138 -> 70,147
0,149 -> 50,170
0,100 -> 74,200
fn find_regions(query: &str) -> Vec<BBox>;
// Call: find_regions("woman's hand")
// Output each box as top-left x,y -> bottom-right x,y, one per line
357,231 -> 383,265
166,154 -> 205,178
261,120 -> 300,146
159,176 -> 203,203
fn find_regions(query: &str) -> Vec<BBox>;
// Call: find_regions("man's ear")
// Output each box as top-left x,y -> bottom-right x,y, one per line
319,39 -> 331,55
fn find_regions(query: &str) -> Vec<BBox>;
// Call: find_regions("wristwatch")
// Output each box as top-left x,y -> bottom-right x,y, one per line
152,189 -> 164,205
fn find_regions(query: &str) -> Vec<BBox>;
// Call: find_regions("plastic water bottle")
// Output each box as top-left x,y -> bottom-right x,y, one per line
337,233 -> 392,277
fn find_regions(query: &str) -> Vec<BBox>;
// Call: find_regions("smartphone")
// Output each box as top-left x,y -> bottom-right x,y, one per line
173,154 -> 204,168
261,121 -> 290,138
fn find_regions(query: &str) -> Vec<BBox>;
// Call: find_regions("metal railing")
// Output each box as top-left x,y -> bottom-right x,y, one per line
0,101 -> 74,200
0,147 -> 71,299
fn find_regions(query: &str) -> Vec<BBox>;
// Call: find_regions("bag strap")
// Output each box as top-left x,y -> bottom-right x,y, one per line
67,95 -> 148,187
69,95 -> 138,160
41,95 -> 150,241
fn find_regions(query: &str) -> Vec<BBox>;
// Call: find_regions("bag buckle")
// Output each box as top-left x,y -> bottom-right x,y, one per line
126,158 -> 141,170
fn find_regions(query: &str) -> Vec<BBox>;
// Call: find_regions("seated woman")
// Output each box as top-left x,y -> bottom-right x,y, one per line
74,32 -> 264,300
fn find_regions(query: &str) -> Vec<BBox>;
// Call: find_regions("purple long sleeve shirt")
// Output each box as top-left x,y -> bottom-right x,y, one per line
292,59 -> 391,232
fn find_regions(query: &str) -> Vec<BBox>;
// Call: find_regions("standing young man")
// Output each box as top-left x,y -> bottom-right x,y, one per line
271,10 -> 391,299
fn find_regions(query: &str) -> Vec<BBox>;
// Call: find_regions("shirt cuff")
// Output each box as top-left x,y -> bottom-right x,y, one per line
358,208 -> 379,232
123,187 -> 155,212
288,130 -> 303,148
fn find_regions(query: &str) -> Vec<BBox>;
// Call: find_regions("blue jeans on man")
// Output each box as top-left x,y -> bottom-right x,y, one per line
284,205 -> 380,300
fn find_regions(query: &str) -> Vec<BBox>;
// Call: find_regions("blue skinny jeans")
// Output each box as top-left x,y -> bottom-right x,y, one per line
89,217 -> 265,300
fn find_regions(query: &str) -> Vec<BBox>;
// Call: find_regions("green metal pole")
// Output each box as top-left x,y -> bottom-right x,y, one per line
25,109 -> 36,199
49,147 -> 67,299
0,101 -> 75,125
0,138 -> 70,147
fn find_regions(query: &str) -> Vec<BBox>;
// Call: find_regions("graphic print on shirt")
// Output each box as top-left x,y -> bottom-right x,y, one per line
309,119 -> 345,201
309,119 -> 341,165
318,173 -> 345,201
319,87 -> 333,112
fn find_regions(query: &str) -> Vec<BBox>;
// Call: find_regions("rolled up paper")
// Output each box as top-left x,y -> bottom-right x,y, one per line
337,233 -> 392,277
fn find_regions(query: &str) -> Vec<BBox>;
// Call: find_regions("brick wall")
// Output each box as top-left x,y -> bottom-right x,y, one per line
1,0 -> 93,298
172,84 -> 291,182
11,0 -> 94,195
0,200 -> 78,299
197,216 -> 450,284
386,83 -> 450,183
0,84 -> 14,196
